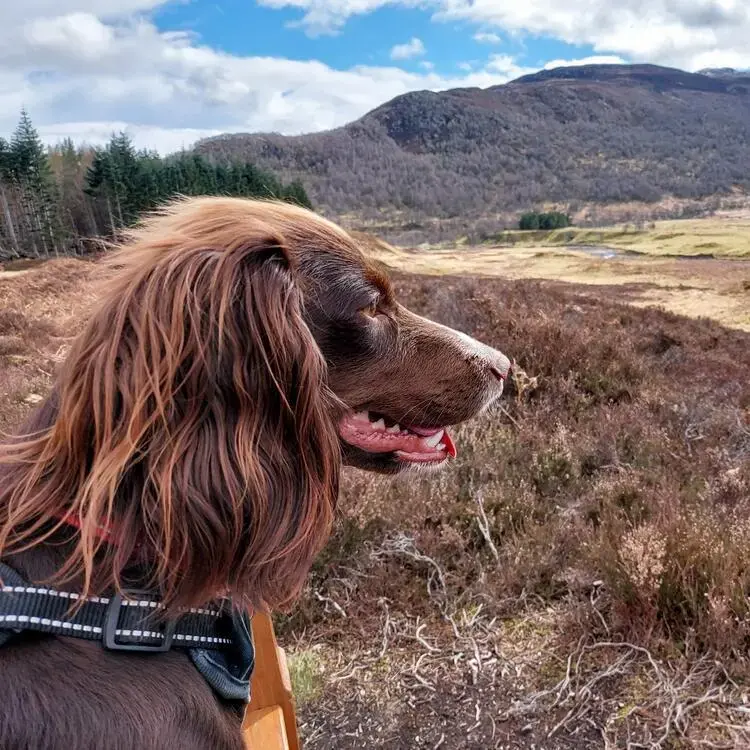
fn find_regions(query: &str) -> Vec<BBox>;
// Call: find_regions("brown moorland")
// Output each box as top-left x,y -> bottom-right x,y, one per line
1,258 -> 749,748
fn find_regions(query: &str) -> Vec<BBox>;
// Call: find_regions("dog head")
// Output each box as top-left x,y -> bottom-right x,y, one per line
295,230 -> 510,474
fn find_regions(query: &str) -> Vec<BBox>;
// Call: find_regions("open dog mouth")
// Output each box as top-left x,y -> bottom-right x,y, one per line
338,410 -> 457,464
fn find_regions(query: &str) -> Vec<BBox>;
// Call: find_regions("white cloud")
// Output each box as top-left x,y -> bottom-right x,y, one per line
25,13 -> 115,59
485,53 -> 531,78
258,0 -> 750,71
473,31 -> 501,44
437,0 -> 750,71
543,55 -> 627,70
257,0 -> 415,35
0,1 -> 169,28
419,60 -> 435,70
390,37 -> 426,60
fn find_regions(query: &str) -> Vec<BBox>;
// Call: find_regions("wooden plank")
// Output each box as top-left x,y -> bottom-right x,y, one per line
242,612 -> 300,750
243,706 -> 290,750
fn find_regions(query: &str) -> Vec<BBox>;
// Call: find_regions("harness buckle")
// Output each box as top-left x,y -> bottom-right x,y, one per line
103,590 -> 176,652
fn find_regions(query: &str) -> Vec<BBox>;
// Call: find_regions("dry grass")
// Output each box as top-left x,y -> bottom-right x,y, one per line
2,257 -> 750,747
0,258 -> 97,434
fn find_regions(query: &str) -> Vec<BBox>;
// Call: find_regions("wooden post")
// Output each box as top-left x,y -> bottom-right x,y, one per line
242,612 -> 300,750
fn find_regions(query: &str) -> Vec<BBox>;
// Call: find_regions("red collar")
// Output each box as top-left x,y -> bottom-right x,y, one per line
55,513 -> 231,601
56,512 -> 119,546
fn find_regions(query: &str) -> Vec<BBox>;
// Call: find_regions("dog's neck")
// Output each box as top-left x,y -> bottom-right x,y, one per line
5,522 -> 150,597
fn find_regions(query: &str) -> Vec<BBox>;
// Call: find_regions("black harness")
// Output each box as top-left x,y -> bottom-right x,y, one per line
0,562 -> 255,703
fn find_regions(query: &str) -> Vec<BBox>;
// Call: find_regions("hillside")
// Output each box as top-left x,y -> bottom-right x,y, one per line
194,64 -> 750,219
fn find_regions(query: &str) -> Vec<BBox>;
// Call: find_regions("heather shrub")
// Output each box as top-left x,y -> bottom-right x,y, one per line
288,273 -> 750,664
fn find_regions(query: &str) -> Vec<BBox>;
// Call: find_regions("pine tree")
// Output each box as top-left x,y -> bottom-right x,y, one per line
81,133 -> 314,238
519,212 -> 540,230
9,109 -> 53,190
6,110 -> 61,254
283,180 -> 313,209
2,108 -> 311,259
0,138 -> 10,179
0,138 -> 19,257
85,132 -> 143,231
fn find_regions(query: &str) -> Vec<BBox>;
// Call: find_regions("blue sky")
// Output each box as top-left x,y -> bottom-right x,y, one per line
0,0 -> 748,153
153,1 -> 598,77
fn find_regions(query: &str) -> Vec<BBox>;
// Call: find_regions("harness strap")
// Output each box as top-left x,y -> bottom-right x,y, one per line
0,563 -> 25,648
0,562 -> 233,652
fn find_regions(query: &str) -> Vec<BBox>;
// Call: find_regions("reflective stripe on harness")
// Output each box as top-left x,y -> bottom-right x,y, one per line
0,562 -> 255,703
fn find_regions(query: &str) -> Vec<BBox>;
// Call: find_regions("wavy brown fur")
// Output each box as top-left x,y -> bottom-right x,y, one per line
0,197 -> 344,615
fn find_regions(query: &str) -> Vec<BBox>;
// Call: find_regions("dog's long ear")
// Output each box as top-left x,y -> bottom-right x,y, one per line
0,232 -> 340,614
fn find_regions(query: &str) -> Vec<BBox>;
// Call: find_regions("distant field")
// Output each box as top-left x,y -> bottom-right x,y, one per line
363,216 -> 750,332
481,215 -> 750,258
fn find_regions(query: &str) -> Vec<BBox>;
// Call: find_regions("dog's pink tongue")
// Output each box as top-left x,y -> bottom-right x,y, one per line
406,425 -> 457,457
407,426 -> 443,436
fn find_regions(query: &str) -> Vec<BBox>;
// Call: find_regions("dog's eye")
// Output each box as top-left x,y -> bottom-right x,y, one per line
361,301 -> 381,318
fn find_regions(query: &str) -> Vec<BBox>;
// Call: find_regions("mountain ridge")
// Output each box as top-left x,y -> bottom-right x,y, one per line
194,64 -> 750,219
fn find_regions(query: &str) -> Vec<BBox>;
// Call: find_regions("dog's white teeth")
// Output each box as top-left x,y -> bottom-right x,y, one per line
387,423 -> 401,434
437,443 -> 446,451
354,411 -> 370,422
424,430 -> 445,448
371,418 -> 386,431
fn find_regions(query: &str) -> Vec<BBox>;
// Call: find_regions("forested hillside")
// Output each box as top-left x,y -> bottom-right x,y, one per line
0,112 -> 311,260
194,64 -> 750,219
